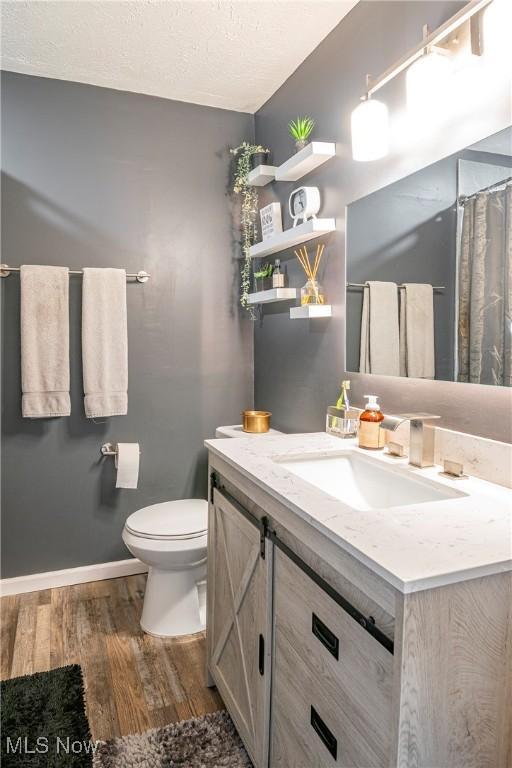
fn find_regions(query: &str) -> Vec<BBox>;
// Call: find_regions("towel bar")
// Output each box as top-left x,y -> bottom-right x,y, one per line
0,265 -> 150,282
347,282 -> 444,290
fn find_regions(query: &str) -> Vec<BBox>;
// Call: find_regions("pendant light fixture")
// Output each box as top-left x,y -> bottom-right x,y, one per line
406,26 -> 454,118
351,76 -> 389,162
348,0 -> 492,161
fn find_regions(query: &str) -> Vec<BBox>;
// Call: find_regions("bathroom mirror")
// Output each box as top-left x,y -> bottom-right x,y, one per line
345,125 -> 512,387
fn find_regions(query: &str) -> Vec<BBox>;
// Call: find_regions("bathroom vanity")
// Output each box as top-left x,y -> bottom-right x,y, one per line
205,433 -> 511,768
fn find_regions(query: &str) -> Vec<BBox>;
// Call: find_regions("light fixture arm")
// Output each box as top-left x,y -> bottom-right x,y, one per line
366,0 -> 492,98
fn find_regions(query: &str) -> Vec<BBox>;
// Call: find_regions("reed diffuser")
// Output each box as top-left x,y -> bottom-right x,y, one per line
294,244 -> 326,305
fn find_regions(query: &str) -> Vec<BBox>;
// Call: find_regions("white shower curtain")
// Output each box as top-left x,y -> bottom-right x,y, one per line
458,183 -> 512,386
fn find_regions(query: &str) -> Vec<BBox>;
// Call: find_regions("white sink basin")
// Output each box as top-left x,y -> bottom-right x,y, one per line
277,451 -> 466,511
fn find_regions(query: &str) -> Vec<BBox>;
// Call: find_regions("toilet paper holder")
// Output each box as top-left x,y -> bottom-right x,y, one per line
100,442 -> 141,457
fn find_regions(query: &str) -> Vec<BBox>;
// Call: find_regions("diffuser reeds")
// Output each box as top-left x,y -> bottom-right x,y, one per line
294,244 -> 326,304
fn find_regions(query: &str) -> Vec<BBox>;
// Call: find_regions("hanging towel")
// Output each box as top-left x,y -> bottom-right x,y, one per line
359,281 -> 400,375
82,268 -> 128,418
20,265 -> 70,418
399,284 -> 435,378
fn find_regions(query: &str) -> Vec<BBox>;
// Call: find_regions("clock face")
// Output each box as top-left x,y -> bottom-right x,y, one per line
293,190 -> 306,214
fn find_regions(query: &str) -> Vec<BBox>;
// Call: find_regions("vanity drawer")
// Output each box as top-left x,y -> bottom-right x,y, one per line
273,548 -> 393,764
271,627 -> 389,768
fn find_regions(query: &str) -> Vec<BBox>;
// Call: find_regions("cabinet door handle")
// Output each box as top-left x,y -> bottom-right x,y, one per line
312,613 -> 339,660
310,706 -> 338,760
258,634 -> 264,676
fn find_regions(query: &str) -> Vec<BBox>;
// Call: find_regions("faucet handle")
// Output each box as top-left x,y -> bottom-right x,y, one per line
441,459 -> 467,478
386,441 -> 406,458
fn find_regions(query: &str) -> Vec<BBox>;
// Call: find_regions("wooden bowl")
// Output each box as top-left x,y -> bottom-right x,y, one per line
242,410 -> 272,433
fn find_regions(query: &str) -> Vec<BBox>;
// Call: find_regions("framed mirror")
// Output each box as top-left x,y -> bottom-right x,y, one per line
345,126 -> 511,387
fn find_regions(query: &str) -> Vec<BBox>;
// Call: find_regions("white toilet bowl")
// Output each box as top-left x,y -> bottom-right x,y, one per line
122,499 -> 208,638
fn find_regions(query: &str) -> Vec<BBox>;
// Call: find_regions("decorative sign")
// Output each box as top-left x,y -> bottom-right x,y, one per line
260,202 -> 283,241
289,186 -> 321,227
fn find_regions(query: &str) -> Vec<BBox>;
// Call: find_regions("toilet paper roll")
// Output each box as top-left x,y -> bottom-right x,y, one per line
115,443 -> 140,489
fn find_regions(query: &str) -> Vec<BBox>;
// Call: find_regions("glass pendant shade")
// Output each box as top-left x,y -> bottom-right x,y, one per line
406,50 -> 453,117
351,98 -> 389,161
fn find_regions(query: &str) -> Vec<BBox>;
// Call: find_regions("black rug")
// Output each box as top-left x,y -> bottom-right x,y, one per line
0,664 -> 95,767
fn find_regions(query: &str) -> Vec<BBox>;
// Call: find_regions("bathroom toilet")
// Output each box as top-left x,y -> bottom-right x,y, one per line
122,499 -> 208,638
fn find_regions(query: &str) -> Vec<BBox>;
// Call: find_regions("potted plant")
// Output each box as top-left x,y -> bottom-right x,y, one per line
253,262 -> 273,292
250,145 -> 271,169
288,116 -> 315,152
230,142 -> 263,316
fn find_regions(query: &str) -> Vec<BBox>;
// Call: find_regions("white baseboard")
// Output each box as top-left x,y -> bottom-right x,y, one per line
0,558 -> 148,597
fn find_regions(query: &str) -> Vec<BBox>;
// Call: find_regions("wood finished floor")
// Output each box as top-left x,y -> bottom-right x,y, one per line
0,574 -> 223,741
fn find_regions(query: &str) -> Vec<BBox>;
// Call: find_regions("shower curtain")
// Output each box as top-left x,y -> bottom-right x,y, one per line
458,183 -> 512,386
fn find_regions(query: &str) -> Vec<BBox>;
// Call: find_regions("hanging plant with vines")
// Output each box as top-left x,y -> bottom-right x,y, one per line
230,142 -> 269,316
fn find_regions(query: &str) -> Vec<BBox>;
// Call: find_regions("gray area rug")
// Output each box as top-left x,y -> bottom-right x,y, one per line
93,710 -> 252,768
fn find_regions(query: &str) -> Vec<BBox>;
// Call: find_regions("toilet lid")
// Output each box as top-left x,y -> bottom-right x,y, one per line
125,499 -> 208,540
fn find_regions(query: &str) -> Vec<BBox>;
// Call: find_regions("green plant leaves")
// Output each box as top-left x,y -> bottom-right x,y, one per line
288,116 -> 315,141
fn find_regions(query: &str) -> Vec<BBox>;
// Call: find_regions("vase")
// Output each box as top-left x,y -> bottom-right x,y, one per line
301,278 -> 325,305
251,151 -> 270,169
295,139 -> 308,152
254,275 -> 272,292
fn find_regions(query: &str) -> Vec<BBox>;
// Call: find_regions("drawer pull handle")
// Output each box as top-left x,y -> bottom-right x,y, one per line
312,613 -> 339,660
310,706 -> 338,760
258,634 -> 264,676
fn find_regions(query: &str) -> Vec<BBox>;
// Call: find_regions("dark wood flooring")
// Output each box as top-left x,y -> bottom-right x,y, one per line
0,574 -> 223,740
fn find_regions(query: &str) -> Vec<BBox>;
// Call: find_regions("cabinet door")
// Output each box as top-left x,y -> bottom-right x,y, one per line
207,486 -> 272,768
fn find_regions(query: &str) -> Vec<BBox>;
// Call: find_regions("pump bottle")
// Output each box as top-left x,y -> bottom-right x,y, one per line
358,395 -> 385,450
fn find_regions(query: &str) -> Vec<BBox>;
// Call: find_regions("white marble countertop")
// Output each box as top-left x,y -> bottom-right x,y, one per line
215,424 -> 283,438
205,432 -> 512,593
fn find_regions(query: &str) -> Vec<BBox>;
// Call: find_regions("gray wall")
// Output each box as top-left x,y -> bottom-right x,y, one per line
254,0 -> 512,442
1,72 -> 254,578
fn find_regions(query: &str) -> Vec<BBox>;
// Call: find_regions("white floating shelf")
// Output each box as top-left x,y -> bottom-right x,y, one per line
247,165 -> 277,187
275,142 -> 336,182
290,304 -> 332,320
249,218 -> 336,259
247,287 -> 297,305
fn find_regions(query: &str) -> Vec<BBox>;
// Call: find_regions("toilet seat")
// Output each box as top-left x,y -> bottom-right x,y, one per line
125,499 -> 208,542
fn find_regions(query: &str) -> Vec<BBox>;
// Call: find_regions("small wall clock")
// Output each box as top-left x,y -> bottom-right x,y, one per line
289,186 -> 321,227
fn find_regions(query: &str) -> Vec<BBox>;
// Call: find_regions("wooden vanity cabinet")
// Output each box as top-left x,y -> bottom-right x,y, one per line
206,466 -> 512,768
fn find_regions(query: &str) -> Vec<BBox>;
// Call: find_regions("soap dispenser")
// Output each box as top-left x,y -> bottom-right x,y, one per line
358,395 -> 385,450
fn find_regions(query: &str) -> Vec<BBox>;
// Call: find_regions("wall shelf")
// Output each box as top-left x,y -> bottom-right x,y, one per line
289,304 -> 332,319
247,287 -> 297,305
275,141 -> 336,182
248,142 -> 335,187
247,165 -> 277,187
249,218 -> 335,259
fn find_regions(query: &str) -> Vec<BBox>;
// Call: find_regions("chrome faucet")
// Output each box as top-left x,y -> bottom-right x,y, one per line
379,413 -> 440,468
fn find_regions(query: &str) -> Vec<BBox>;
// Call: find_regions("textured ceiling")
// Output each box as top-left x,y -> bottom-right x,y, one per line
0,0 -> 357,113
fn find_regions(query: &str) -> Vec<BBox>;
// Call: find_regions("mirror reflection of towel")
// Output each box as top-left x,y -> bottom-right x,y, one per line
399,284 -> 435,379
359,281 -> 400,376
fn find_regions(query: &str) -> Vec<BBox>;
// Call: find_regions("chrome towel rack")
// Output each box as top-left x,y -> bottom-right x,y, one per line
347,282 -> 445,291
0,264 -> 150,283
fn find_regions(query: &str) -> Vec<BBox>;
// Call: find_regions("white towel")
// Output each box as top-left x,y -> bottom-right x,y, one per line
20,265 -> 70,418
82,268 -> 128,418
359,281 -> 400,376
399,284 -> 435,379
